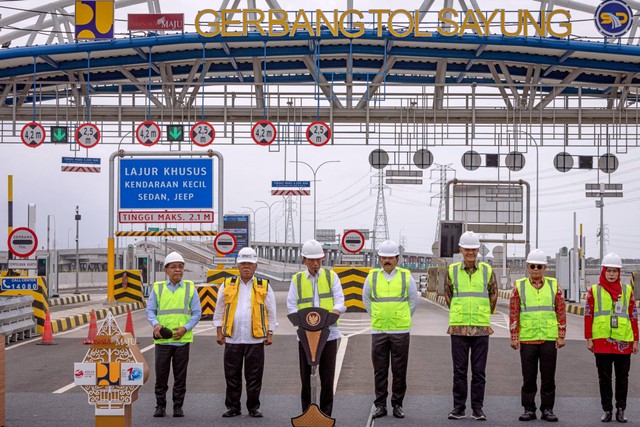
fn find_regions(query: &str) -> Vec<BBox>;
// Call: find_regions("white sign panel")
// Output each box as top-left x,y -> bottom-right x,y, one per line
341,254 -> 365,262
74,362 -> 97,386
118,210 -> 214,223
7,259 -> 38,269
120,363 -> 145,385
213,257 -> 236,265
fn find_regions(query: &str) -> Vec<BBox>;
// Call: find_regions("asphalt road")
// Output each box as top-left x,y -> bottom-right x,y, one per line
6,283 -> 640,426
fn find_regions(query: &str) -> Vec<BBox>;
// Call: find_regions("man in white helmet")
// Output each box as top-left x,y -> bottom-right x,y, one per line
445,231 -> 497,421
213,247 -> 277,418
146,251 -> 201,418
509,249 -> 566,423
287,239 -> 346,416
362,240 -> 418,420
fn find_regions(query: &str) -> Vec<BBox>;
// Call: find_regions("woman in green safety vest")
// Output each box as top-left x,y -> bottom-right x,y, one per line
584,253 -> 639,423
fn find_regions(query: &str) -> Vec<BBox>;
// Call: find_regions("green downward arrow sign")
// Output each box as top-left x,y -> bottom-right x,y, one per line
52,126 -> 68,142
168,125 -> 183,141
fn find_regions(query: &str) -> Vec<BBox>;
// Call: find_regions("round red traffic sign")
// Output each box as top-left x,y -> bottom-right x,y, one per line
7,227 -> 38,258
20,122 -> 46,148
190,121 -> 215,147
76,123 -> 101,148
306,121 -> 331,146
251,120 -> 277,146
341,229 -> 365,254
213,232 -> 237,255
136,121 -> 161,146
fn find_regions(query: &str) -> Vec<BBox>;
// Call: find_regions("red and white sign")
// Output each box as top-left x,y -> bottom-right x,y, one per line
271,189 -> 310,196
190,121 -> 215,147
21,122 -> 46,148
119,210 -> 214,223
341,229 -> 365,253
252,120 -> 277,146
61,165 -> 101,173
136,121 -> 161,146
127,14 -> 184,31
213,232 -> 237,255
76,123 -> 101,148
7,227 -> 38,258
306,121 -> 331,146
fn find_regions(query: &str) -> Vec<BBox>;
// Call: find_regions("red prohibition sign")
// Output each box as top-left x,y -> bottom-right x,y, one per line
342,229 -> 365,254
7,227 -> 38,258
306,121 -> 332,147
75,123 -> 101,148
213,232 -> 237,255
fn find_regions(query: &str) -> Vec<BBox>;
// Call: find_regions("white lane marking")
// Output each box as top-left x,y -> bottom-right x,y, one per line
53,326 -> 214,394
334,336 -> 348,394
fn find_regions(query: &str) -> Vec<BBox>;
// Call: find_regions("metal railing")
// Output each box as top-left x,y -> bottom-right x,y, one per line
0,296 -> 36,345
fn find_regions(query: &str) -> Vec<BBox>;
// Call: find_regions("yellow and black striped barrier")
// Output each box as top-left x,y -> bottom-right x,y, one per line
566,304 -> 585,315
199,269 -> 240,317
0,276 -> 48,334
115,230 -> 217,237
114,270 -> 145,304
51,301 -> 144,334
334,266 -> 371,313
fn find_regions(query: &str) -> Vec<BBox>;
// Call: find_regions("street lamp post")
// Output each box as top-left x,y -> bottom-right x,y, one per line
241,205 -> 265,244
75,206 -> 81,294
290,160 -> 340,240
256,200 -> 280,261
511,130 -> 539,250
47,215 -> 59,298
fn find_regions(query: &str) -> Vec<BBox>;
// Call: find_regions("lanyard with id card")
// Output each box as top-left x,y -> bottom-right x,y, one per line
611,297 -> 623,328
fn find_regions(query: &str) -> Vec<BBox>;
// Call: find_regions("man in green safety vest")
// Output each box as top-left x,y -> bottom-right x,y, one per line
146,251 -> 201,418
509,249 -> 566,422
445,231 -> 497,421
287,239 -> 345,417
363,240 -> 418,420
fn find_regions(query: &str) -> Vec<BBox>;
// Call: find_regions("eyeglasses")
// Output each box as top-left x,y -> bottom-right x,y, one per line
166,265 -> 184,270
528,264 -> 544,270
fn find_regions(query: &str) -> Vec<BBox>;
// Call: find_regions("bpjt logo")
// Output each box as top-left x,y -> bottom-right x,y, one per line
595,0 -> 634,37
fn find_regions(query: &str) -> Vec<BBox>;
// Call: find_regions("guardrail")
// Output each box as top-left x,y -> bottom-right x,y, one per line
0,296 -> 36,345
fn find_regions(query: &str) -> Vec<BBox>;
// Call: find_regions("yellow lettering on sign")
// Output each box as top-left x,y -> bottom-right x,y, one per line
548,9 -> 571,38
388,9 -> 413,38
500,9 -> 522,37
221,9 -> 242,36
317,10 -> 339,36
291,9 -> 313,36
413,10 -> 432,37
522,9 -> 544,37
268,9 -> 290,36
476,9 -> 499,35
437,8 -> 459,36
459,9 -> 482,36
339,9 -> 364,38
195,9 -> 220,37
243,9 -> 266,36
370,9 -> 390,37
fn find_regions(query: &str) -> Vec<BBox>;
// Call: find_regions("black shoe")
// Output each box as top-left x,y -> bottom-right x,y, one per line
393,405 -> 405,418
153,406 -> 166,417
173,407 -> 184,418
472,409 -> 487,421
616,408 -> 627,423
602,411 -> 613,422
249,409 -> 263,418
519,410 -> 537,421
541,409 -> 558,422
222,409 -> 241,418
448,407 -> 466,419
372,406 -> 387,418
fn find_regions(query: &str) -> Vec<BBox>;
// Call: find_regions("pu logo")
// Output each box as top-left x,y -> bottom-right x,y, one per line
96,362 -> 121,386
594,0 -> 634,37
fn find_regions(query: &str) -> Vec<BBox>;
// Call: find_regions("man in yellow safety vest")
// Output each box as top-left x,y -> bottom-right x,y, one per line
214,247 -> 276,418
445,231 -> 497,421
510,249 -> 566,422
363,240 -> 418,420
146,251 -> 201,418
287,239 -> 345,416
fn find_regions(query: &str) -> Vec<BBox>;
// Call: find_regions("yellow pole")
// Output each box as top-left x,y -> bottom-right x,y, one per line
107,237 -> 115,303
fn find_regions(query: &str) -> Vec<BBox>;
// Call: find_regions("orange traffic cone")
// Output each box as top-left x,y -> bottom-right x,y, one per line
125,309 -> 138,343
83,309 -> 98,345
36,310 -> 57,346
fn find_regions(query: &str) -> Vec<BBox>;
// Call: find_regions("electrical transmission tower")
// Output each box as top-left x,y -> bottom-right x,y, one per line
284,196 -> 296,244
371,171 -> 390,257
430,164 -> 456,241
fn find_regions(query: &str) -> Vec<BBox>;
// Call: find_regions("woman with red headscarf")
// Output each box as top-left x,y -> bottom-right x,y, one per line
584,253 -> 639,423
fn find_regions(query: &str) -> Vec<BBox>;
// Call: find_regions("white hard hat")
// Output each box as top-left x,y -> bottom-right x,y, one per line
164,251 -> 185,267
602,252 -> 622,268
301,239 -> 325,259
459,231 -> 481,249
526,249 -> 548,265
378,240 -> 400,257
237,247 -> 258,264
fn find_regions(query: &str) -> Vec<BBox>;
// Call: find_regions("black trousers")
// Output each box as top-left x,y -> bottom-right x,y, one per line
451,335 -> 489,411
519,341 -> 557,412
595,353 -> 631,411
371,333 -> 410,408
154,343 -> 190,410
298,339 -> 338,416
223,343 -> 265,412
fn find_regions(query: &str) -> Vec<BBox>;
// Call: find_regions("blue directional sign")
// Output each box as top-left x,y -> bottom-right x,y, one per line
62,157 -> 101,165
272,180 -> 311,188
223,214 -> 250,258
1,277 -> 39,291
119,159 -> 213,209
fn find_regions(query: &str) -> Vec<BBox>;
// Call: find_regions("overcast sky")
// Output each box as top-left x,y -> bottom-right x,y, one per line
1,0 -> 639,260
